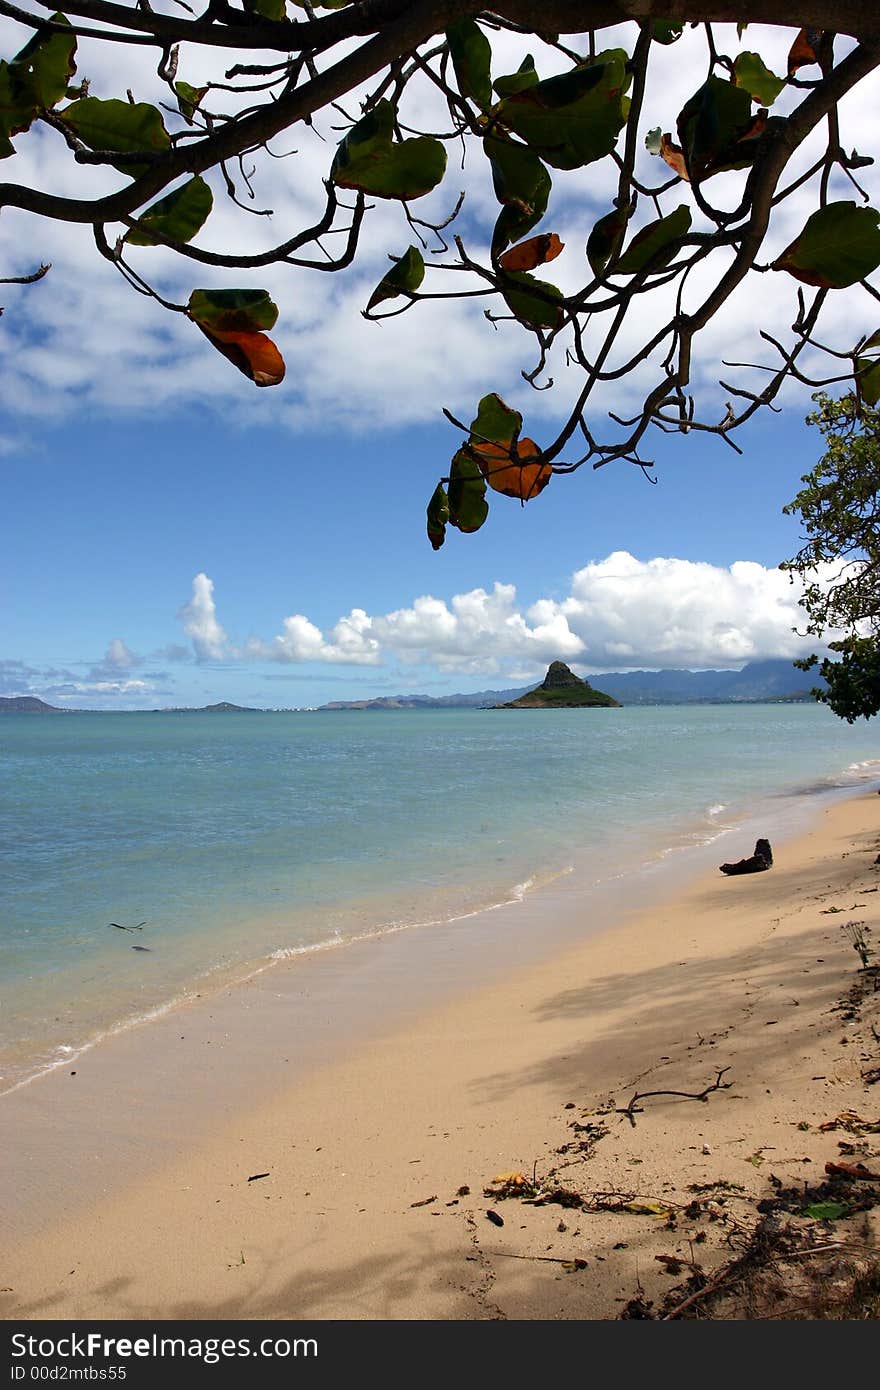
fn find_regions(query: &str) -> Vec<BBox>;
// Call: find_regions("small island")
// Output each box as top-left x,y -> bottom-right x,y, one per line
496,661 -> 620,709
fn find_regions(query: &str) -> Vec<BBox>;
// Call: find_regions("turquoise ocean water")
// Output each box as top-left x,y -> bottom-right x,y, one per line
1,704 -> 878,1092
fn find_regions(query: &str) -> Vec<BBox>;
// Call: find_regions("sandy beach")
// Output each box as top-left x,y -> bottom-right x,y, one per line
2,790 -> 880,1321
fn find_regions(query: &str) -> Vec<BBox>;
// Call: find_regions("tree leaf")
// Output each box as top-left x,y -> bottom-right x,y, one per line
9,14 -> 77,110
448,449 -> 489,532
485,133 -> 551,256
803,1201 -> 847,1220
244,0 -> 287,19
657,132 -> 688,180
773,202 -> 880,289
195,323 -> 286,388
187,287 -> 279,332
676,74 -> 755,181
496,50 -> 631,171
0,63 -> 32,152
652,22 -> 683,45
446,19 -> 492,111
175,81 -> 207,124
62,96 -> 170,176
331,99 -> 447,200
426,482 -> 449,550
733,52 -> 785,106
493,54 -> 538,99
614,204 -> 691,275
856,357 -> 880,407
788,27 -> 824,77
125,176 -> 213,246
469,392 -> 521,448
0,15 -> 77,151
365,245 -> 425,312
587,205 -> 630,278
498,232 -> 563,272
500,270 -> 564,330
471,436 -> 551,501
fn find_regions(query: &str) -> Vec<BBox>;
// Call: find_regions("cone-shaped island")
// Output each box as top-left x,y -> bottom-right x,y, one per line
495,661 -> 620,708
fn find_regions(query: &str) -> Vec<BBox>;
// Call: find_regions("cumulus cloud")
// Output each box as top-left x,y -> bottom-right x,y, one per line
248,608 -> 382,666
372,584 -> 583,673
541,552 -> 821,669
85,638 -> 142,682
178,573 -> 230,661
181,554 -> 830,679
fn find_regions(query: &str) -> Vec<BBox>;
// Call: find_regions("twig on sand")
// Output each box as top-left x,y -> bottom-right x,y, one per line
617,1068 -> 732,1128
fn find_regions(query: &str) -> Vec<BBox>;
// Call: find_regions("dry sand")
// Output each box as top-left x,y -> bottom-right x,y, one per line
3,792 -> 880,1321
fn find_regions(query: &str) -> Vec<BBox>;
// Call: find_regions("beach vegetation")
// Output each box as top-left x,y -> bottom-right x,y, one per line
2,8 -> 880,543
782,391 -> 880,720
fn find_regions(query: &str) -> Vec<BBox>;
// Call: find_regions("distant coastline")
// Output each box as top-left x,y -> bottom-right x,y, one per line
1,657 -> 822,714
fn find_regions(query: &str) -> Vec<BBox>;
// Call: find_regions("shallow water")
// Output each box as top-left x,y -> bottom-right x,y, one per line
2,703 -> 878,1090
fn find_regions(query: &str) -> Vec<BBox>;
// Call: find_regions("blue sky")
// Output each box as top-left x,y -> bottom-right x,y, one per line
1,18 -> 876,708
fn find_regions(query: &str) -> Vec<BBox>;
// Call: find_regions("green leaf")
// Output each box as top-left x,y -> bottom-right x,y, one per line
652,22 -> 683,44
175,81 -> 207,124
485,133 -> 551,256
0,63 -> 31,152
9,14 -> 77,109
497,50 -> 631,170
125,176 -> 213,246
446,19 -> 492,111
803,1201 -> 848,1220
614,204 -> 691,275
734,52 -> 785,106
856,357 -> 880,406
774,202 -> 880,289
676,74 -> 755,181
187,287 -> 279,332
244,0 -> 287,18
644,126 -> 663,155
500,270 -> 564,330
448,450 -> 489,533
587,205 -> 630,278
331,99 -> 447,200
0,15 -> 77,151
365,245 -> 424,312
426,483 -> 449,550
493,54 -> 538,99
62,97 -> 170,176
470,393 -> 521,448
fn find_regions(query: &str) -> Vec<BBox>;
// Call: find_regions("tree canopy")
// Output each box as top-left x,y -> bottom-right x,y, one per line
782,391 -> 880,720
2,4 -> 880,546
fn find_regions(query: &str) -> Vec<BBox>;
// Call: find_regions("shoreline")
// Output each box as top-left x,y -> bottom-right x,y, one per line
2,787 -> 880,1318
3,758 -> 870,1103
5,705 -> 879,1101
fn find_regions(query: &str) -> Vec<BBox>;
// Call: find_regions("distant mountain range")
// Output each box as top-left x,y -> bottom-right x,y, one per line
1,659 -> 823,714
318,659 -> 823,710
0,696 -> 65,713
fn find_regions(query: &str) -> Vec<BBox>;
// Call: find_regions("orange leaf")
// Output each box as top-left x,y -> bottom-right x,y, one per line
197,323 -> 286,387
736,110 -> 768,145
659,133 -> 689,181
788,27 -> 822,77
498,232 -> 564,272
471,436 -> 551,501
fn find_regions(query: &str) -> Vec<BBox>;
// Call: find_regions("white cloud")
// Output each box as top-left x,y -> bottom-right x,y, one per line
547,551 -> 821,669
248,608 -> 381,665
181,553 -> 832,678
178,572 -> 230,661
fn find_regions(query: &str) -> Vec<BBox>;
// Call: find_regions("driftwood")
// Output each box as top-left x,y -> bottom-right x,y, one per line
720,839 -> 773,876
